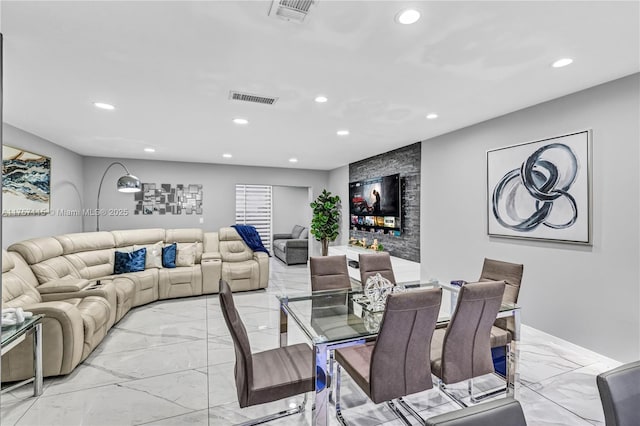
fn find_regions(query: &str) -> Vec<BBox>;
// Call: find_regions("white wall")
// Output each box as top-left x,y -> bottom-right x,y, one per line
421,73 -> 639,362
82,157 -> 329,254
2,124 -> 84,246
328,165 -> 349,246
272,185 -> 311,234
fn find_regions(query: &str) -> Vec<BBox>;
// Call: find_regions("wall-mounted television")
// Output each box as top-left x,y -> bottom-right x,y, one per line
349,174 -> 401,235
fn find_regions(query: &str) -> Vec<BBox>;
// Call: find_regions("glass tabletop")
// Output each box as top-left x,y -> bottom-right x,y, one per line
1,314 -> 44,347
279,283 -> 518,345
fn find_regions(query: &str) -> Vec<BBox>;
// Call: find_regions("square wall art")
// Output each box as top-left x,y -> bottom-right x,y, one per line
487,130 -> 592,244
2,146 -> 51,216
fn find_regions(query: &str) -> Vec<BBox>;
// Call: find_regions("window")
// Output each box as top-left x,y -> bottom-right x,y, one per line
235,184 -> 272,251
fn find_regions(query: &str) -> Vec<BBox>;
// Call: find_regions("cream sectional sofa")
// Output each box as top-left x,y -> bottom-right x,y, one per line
1,227 -> 269,382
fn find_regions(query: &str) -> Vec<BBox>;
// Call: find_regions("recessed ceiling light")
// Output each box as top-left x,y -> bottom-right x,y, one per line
93,102 -> 115,110
289,158 -> 298,163
314,95 -> 328,103
552,58 -> 573,68
337,130 -> 350,136
223,153 -> 233,158
396,9 -> 421,25
232,118 -> 249,125
144,148 -> 155,153
426,113 -> 438,119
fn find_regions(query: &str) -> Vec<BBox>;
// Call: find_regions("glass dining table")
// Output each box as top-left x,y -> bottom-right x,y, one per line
277,282 -> 521,426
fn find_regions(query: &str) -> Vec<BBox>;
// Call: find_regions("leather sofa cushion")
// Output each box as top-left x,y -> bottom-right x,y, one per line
166,229 -> 203,263
112,228 -> 165,247
2,250 -> 15,272
9,237 -> 64,264
55,232 -> 115,254
2,251 -> 43,307
223,260 -> 257,280
30,257 -> 77,283
220,241 -> 253,262
64,249 -> 114,280
67,296 -> 111,337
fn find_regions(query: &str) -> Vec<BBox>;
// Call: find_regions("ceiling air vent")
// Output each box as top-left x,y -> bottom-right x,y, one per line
229,91 -> 278,105
268,0 -> 316,23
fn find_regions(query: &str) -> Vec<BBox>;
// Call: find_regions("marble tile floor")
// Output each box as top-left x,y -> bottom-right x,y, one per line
1,259 -> 622,426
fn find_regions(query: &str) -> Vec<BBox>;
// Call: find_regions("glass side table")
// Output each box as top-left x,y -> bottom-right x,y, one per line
1,314 -> 44,397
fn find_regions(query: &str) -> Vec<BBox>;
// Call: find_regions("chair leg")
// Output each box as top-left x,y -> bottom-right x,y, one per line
396,397 -> 426,425
437,379 -> 468,408
335,363 -> 347,426
335,363 -> 412,426
237,393 -> 308,426
328,350 -> 335,404
469,343 -> 511,403
386,400 -> 413,426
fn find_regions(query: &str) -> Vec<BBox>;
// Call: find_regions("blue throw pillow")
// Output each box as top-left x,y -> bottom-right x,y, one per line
114,248 -> 147,275
162,243 -> 177,268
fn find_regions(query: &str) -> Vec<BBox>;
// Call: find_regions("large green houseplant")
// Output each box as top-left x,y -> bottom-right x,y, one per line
310,189 -> 341,256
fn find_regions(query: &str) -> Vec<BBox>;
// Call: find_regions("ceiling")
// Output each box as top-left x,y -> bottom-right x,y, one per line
2,1 -> 638,171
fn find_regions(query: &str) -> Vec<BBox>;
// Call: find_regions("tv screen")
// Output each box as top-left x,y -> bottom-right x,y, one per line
349,174 -> 400,217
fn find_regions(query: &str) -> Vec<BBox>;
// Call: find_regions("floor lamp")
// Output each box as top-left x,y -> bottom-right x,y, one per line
96,162 -> 141,231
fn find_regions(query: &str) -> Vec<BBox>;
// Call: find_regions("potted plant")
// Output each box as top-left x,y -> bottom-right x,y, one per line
310,189 -> 341,256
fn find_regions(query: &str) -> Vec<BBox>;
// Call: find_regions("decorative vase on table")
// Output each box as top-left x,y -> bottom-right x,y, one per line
364,273 -> 394,310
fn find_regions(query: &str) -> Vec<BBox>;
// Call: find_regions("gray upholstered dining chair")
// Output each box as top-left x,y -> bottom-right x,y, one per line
596,360 -> 640,426
430,281 -> 506,407
358,252 -> 396,285
310,255 -> 351,291
334,288 -> 443,425
218,280 -> 315,425
425,397 -> 527,426
478,258 -> 524,349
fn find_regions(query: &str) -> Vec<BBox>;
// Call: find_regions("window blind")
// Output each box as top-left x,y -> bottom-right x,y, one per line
235,184 -> 272,251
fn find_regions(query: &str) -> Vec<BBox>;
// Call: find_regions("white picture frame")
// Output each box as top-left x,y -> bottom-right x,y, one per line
486,130 -> 592,244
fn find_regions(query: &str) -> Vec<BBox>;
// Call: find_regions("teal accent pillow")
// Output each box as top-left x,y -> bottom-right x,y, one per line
114,248 -> 147,274
162,243 -> 177,268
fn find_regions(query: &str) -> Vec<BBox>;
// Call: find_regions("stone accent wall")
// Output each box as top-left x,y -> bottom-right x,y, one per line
349,142 -> 421,262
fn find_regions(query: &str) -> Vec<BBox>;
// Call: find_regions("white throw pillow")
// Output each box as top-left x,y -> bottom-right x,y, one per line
133,241 -> 163,269
175,243 -> 196,267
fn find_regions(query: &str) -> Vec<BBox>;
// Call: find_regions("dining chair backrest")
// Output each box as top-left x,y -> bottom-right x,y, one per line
441,281 -> 505,384
597,360 -> 640,426
369,287 -> 442,403
479,258 -> 523,306
310,255 -> 351,291
219,279 -> 253,408
359,252 -> 396,285
425,397 -> 527,426
479,258 -> 523,337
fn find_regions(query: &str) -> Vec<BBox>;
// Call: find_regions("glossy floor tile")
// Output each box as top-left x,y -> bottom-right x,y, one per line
1,258 -> 622,425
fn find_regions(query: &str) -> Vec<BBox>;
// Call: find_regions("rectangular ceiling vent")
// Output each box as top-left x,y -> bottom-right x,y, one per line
229,91 -> 278,105
269,0 -> 316,23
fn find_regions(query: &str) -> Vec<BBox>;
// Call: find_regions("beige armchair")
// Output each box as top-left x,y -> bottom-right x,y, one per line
218,227 -> 269,291
1,251 -> 112,381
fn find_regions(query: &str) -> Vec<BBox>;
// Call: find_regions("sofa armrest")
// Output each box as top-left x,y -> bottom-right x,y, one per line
273,233 -> 293,241
202,251 -> 221,261
201,253 -> 222,294
39,281 -> 117,330
37,277 -> 91,294
253,252 -> 269,288
1,301 -> 84,381
284,239 -> 309,249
